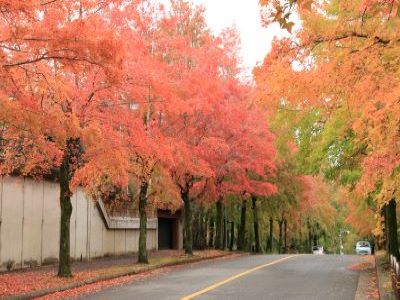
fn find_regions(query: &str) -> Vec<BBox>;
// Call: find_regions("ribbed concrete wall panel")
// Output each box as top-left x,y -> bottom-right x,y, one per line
0,176 -> 181,270
42,180 -> 60,263
1,177 -> 24,267
22,179 -> 43,266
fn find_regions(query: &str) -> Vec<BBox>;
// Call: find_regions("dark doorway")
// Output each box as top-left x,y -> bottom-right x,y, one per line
158,218 -> 173,249
158,210 -> 180,250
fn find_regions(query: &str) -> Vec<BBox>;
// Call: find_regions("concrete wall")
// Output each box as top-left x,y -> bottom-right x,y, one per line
0,176 -> 159,270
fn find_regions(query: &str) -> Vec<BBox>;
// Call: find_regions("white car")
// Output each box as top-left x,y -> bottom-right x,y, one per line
355,241 -> 371,255
312,245 -> 324,255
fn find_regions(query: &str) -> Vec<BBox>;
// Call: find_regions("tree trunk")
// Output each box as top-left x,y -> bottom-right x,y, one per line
307,220 -> 312,253
215,199 -> 224,249
192,206 -> 199,249
387,199 -> 399,258
229,221 -> 235,251
182,188 -> 193,255
237,200 -> 247,251
58,152 -> 73,277
283,219 -> 287,254
223,214 -> 227,249
267,217 -> 273,253
251,196 -> 260,253
298,223 -> 302,253
278,219 -> 283,254
203,212 -> 208,249
383,204 -> 390,252
198,206 -> 206,249
208,215 -> 214,248
138,181 -> 149,264
193,206 -> 206,250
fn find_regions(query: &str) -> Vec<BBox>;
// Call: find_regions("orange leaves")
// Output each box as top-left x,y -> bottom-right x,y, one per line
338,188 -> 376,236
257,0 -> 400,239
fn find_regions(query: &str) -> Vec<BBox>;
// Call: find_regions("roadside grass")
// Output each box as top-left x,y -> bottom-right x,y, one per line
0,250 -> 233,299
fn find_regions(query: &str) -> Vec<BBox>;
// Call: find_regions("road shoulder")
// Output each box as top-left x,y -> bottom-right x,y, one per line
375,251 -> 396,300
353,255 -> 379,300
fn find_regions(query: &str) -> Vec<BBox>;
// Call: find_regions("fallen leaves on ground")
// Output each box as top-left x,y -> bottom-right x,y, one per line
0,250 -> 230,298
35,268 -> 168,300
347,256 -> 374,271
367,266 -> 379,300
348,255 -> 379,299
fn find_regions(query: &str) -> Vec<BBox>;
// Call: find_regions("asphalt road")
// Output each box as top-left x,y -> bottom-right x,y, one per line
84,254 -> 361,300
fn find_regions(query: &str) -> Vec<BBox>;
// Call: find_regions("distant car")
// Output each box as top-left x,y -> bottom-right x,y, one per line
355,241 -> 371,255
312,245 -> 324,255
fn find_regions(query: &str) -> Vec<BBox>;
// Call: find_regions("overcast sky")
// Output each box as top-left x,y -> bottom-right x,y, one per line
191,0 -> 287,78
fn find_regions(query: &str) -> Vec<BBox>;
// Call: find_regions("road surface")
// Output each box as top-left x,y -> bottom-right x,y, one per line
84,254 -> 361,300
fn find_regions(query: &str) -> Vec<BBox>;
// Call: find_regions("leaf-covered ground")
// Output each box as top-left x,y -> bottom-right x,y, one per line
375,251 -> 397,299
0,250 -> 232,299
348,255 -> 379,300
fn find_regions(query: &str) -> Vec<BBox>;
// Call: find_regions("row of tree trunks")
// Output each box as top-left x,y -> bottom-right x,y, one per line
193,206 -> 207,249
132,195 -> 399,258
184,199 -> 330,255
177,197 -> 336,256
180,193 -> 398,256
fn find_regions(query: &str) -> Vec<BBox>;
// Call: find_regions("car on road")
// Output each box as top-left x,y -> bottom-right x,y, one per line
355,241 -> 371,255
312,245 -> 324,255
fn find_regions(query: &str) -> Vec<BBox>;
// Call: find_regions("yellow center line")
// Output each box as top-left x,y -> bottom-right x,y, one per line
181,255 -> 299,300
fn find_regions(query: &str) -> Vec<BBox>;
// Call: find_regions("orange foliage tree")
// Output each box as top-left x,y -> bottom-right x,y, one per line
0,0 -> 132,276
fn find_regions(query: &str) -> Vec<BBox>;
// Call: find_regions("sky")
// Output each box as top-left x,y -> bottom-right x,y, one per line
191,0 -> 287,78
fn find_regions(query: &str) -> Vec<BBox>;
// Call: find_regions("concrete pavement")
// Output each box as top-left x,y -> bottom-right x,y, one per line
83,254 -> 361,300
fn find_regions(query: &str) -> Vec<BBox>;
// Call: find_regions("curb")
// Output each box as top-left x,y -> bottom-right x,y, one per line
375,252 -> 397,300
375,255 -> 381,300
11,252 -> 244,299
353,255 -> 380,300
354,264 -> 371,300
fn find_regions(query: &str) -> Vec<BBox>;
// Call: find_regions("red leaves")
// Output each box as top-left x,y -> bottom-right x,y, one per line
0,269 -> 93,297
0,0 -> 278,214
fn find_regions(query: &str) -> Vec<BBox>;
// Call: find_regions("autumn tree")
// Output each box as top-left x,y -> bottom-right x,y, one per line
257,0 -> 400,256
157,0 -> 231,255
0,0 -> 131,276
200,92 -> 276,251
117,0 -> 178,264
